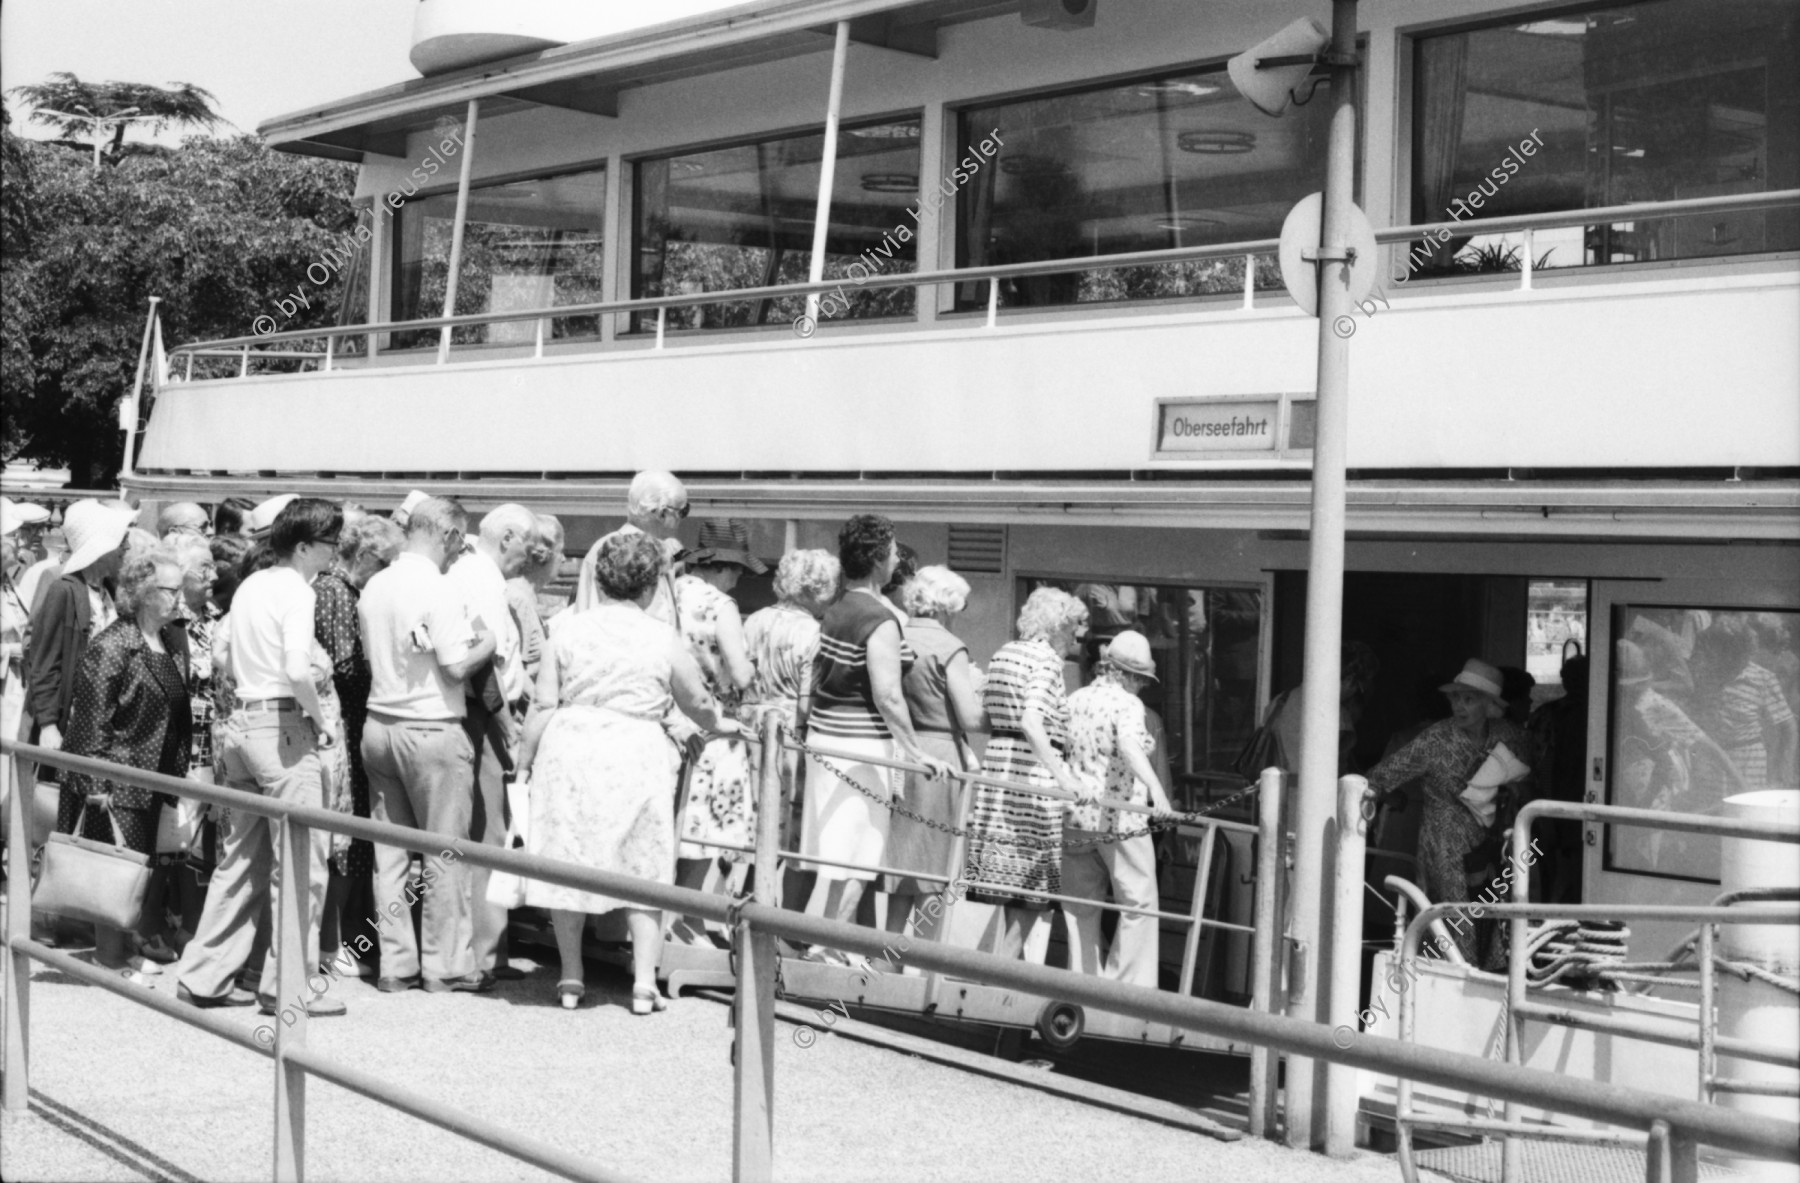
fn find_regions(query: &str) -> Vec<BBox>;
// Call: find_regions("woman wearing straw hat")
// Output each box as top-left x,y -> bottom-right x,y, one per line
669,519 -> 766,943
24,499 -> 138,754
1368,658 -> 1532,965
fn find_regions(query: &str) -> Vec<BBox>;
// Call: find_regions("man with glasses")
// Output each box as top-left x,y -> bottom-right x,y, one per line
177,498 -> 345,1012
157,502 -> 213,539
357,496 -> 497,994
573,470 -> 688,623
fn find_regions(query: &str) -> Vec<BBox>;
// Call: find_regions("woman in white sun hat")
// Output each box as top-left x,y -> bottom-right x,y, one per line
1367,657 -> 1532,966
24,499 -> 138,752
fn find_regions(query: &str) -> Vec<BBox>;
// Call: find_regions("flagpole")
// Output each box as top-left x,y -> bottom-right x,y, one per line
120,296 -> 160,487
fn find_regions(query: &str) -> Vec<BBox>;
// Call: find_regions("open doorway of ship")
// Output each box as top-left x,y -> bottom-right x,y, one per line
1270,571 -> 1589,991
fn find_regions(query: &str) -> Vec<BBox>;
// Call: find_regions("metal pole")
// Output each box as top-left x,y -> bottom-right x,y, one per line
1285,0 -> 1360,1153
273,814 -> 312,1181
120,296 -> 160,483
1177,825 -> 1218,997
438,99 -> 480,365
803,22 -> 850,327
733,717 -> 783,1183
1248,766 -> 1284,1139
2,744 -> 29,1112
1325,775 -> 1370,1155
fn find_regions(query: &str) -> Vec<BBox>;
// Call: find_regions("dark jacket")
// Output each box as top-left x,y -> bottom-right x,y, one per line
62,617 -> 193,811
24,572 -> 96,732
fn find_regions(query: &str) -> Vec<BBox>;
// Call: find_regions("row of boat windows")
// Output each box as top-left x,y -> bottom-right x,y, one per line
374,0 -> 1798,347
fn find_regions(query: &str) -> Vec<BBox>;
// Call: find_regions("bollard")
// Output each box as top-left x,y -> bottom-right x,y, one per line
1325,775 -> 1370,1156
1716,790 -> 1800,1183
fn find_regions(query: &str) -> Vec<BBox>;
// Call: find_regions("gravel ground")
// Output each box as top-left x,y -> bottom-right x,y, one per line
0,954 -> 1426,1183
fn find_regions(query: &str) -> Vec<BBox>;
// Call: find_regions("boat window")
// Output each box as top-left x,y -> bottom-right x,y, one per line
1607,605 -> 1800,882
390,166 -> 608,350
1527,579 -> 1588,695
1405,0 -> 1800,279
631,117 -> 922,332
1017,578 -> 1263,807
951,66 -> 1334,311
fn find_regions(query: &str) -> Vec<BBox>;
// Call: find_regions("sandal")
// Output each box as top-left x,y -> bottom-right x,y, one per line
557,979 -> 585,1010
630,986 -> 668,1016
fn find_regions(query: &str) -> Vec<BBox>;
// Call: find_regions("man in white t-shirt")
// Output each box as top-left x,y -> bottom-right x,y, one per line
359,497 -> 496,993
447,503 -> 534,976
177,497 -> 344,1013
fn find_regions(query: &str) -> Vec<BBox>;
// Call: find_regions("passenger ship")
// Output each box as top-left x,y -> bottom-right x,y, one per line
127,0 -> 1798,1158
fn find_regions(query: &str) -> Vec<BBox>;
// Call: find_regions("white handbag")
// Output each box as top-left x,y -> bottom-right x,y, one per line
483,774 -> 533,909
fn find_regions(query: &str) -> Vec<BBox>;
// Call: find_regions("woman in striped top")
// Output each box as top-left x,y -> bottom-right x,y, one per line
800,515 -> 953,958
964,586 -> 1091,963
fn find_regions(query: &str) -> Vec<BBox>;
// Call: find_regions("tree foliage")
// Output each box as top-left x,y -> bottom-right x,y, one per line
0,114 -> 359,485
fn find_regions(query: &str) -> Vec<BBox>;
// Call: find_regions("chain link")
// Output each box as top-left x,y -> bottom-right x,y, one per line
789,736 -> 1261,854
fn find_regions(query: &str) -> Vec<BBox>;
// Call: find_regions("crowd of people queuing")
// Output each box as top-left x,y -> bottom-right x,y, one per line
17,477 -> 1778,1014
0,473 -> 1188,1022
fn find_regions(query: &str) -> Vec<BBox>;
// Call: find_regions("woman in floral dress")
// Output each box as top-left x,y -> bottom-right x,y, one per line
740,549 -> 840,860
964,586 -> 1090,964
669,520 -> 764,943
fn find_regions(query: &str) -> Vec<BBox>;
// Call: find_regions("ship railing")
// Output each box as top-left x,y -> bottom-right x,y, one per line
1387,798 -> 1800,1183
161,188 -> 1800,381
5,731 -> 1798,1183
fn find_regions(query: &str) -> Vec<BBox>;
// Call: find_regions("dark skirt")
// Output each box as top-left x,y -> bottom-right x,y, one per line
56,787 -> 162,856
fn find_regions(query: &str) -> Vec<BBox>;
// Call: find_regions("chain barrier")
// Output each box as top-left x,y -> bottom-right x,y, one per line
787,735 -> 1261,854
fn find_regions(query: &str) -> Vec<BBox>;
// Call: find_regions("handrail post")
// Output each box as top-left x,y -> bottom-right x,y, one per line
1325,774 -> 1371,1157
655,306 -> 666,351
1506,810 -> 1537,1182
733,715 -> 782,1183
1176,824 -> 1218,998
1521,228 -> 1535,292
985,276 -> 998,328
2,744 -> 30,1112
1243,253 -> 1256,310
924,769 -> 980,1011
273,811 -> 312,1181
1699,920 -> 1716,1102
323,334 -> 334,374
533,315 -> 545,359
1247,766 -> 1284,1139
185,352 -> 194,382
438,98 -> 480,365
240,345 -> 249,378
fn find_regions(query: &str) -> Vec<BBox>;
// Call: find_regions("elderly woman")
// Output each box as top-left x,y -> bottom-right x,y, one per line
312,514 -> 403,973
154,532 -> 219,943
507,513 -> 565,690
1368,658 -> 1531,966
741,548 -> 840,905
519,532 -> 740,1013
964,586 -> 1090,963
1062,630 -> 1174,987
54,544 -> 193,974
668,519 -> 764,944
800,515 -> 952,961
883,566 -> 984,946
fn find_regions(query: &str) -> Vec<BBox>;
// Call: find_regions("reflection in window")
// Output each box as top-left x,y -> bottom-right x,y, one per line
1021,578 -> 1263,807
955,69 -> 1332,310
1608,606 -> 1799,882
632,119 -> 920,332
1407,0 -> 1800,278
391,169 -> 607,350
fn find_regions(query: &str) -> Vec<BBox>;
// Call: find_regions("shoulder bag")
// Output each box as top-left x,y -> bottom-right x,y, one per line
34,793 -> 152,930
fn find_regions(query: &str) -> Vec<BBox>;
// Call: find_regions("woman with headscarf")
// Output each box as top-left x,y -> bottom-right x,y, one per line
963,586 -> 1090,963
1368,658 -> 1532,965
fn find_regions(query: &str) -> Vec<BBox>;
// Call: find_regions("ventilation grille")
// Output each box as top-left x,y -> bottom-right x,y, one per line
947,524 -> 1006,574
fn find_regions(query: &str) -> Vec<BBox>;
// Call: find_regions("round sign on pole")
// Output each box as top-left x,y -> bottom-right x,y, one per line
1278,192 -> 1380,317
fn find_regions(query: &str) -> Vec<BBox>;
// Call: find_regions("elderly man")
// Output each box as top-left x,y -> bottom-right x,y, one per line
448,503 -> 535,977
358,497 -> 496,994
574,470 -> 686,622
157,502 -> 213,538
1061,630 -> 1174,989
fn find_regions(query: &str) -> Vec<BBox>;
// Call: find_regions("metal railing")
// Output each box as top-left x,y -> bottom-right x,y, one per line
6,732 -> 1800,1183
162,188 -> 1800,379
1387,799 -> 1800,1183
